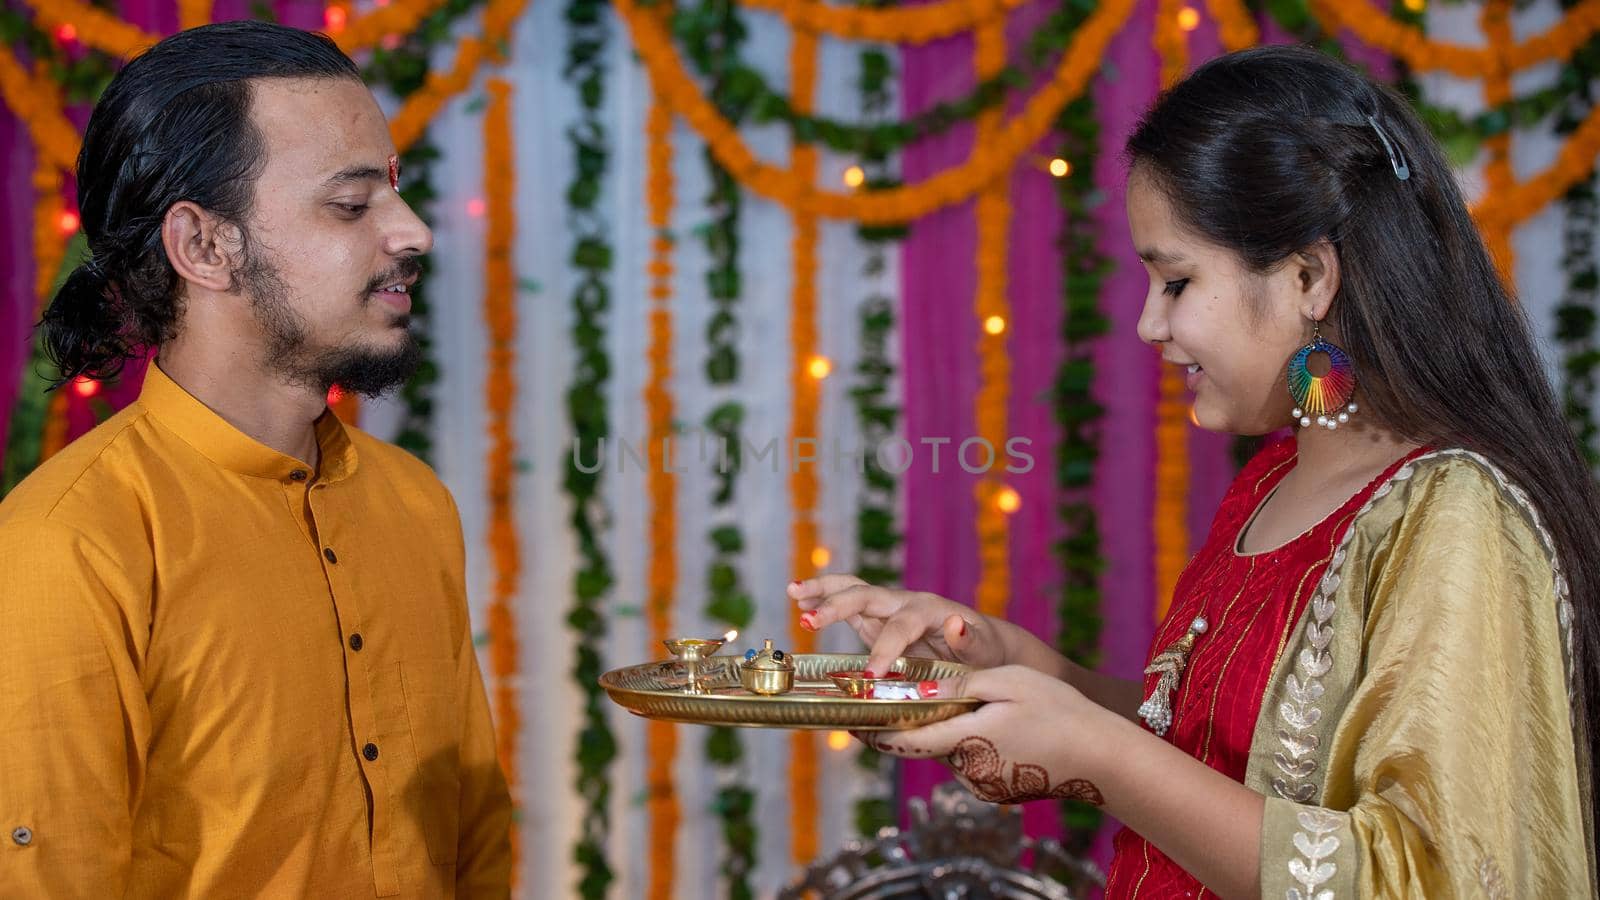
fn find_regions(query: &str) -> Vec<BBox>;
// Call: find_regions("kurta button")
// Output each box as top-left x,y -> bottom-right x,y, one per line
363,742 -> 379,761
289,469 -> 308,482
11,826 -> 31,846
348,633 -> 363,652
323,548 -> 338,564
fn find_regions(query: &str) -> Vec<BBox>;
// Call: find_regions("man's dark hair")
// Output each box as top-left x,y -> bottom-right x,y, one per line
42,21 -> 361,383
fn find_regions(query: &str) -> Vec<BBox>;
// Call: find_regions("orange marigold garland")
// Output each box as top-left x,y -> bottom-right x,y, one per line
32,123 -> 71,462
1481,0 -> 1516,283
1155,0 -> 1188,89
788,15 -> 822,870
1309,0 -> 1600,77
0,45 -> 78,173
30,162 -> 64,316
643,92 -> 681,900
1152,0 -> 1190,623
1206,0 -> 1259,52
334,0 -> 452,54
972,17 -> 1011,619
178,0 -> 213,31
612,0 -> 1135,224
389,0 -> 529,153
736,0 -> 1021,44
17,0 -> 160,59
482,78 -> 524,890
1474,101 -> 1600,228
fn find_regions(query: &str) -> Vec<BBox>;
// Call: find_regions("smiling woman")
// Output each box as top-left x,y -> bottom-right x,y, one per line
1110,43 -> 1600,896
799,45 -> 1599,900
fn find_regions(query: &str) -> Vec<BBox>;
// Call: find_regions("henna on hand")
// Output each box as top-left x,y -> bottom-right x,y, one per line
854,731 -> 941,758
947,736 -> 1104,806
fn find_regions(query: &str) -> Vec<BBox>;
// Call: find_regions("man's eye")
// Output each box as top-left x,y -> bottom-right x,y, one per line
1163,278 -> 1189,297
333,203 -> 368,216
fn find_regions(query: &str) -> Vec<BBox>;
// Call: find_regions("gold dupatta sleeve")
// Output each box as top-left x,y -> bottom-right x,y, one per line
1246,451 -> 1595,898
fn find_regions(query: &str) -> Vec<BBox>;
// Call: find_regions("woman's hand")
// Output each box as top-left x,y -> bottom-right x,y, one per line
788,574 -> 1008,676
855,665 -> 1112,806
864,665 -> 1267,900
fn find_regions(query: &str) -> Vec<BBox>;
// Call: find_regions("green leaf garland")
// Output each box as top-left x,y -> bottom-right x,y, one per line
682,0 -> 760,893
668,1 -> 1081,158
1050,77 -> 1108,853
361,0 -> 489,464
564,0 -> 618,895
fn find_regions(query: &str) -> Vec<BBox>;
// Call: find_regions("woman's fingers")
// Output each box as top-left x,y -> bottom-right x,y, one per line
941,612 -> 1006,668
790,577 -> 997,671
868,611 -> 997,673
857,669 -> 1028,758
865,612 -> 938,676
787,573 -> 865,603
797,583 -> 908,634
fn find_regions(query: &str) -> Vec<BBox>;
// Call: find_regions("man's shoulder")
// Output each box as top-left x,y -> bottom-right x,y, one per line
0,403 -> 161,577
0,403 -> 154,531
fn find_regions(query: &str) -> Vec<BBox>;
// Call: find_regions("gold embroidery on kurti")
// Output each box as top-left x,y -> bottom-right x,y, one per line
1286,808 -> 1341,899
1267,450 -> 1579,892
1475,845 -> 1509,900
1256,449 -> 1588,899
1272,460 -> 1418,801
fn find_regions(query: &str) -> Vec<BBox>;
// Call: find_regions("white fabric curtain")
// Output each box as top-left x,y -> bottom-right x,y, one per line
363,2 -> 903,894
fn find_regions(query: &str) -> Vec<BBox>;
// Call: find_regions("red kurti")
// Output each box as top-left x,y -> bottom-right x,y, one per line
1102,437 -> 1428,898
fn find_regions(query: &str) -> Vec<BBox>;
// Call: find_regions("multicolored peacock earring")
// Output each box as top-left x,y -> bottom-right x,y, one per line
1288,321 -> 1358,431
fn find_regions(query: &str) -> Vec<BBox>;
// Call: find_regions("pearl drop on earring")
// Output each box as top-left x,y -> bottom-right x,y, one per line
1316,415 -> 1327,427
1292,407 -> 1303,418
1338,412 -> 1349,424
1348,403 -> 1358,414
1300,416 -> 1311,428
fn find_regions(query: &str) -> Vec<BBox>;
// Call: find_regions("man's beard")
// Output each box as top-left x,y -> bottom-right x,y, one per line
236,252 -> 422,399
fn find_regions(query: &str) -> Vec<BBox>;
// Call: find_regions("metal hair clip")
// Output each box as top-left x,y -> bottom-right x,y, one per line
1366,114 -> 1410,181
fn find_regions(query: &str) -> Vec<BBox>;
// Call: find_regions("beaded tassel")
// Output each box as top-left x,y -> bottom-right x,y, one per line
1137,616 -> 1208,736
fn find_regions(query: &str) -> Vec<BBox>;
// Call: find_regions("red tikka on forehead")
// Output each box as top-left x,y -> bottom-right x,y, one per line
387,155 -> 400,192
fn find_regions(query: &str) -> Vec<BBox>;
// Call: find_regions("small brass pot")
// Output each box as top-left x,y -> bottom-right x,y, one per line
739,638 -> 795,696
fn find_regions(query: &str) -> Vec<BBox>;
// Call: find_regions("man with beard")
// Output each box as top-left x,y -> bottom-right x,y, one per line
0,22 -> 511,897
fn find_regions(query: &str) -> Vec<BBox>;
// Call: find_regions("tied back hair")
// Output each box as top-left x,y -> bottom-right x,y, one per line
1128,44 -> 1600,829
41,20 -> 360,383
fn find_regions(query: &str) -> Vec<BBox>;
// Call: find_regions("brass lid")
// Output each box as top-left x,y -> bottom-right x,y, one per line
740,638 -> 793,673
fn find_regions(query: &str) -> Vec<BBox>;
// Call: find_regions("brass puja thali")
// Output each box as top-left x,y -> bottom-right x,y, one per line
600,637 -> 980,730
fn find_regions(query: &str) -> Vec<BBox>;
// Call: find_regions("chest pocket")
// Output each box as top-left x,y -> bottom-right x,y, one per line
400,658 -> 461,865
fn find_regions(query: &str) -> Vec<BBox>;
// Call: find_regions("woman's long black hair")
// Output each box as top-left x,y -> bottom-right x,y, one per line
1129,45 -> 1597,827
42,20 -> 360,383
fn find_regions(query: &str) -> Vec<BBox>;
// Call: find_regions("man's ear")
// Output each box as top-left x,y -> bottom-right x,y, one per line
163,201 -> 243,293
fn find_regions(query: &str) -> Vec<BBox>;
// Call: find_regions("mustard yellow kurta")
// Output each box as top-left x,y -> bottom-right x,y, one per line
1250,451 -> 1595,897
0,363 -> 511,898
